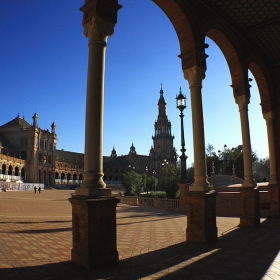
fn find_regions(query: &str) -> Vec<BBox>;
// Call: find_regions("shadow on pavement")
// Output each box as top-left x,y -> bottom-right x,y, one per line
0,219 -> 279,280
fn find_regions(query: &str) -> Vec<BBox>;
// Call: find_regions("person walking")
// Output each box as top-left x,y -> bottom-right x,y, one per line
34,186 -> 37,194
38,186 -> 41,194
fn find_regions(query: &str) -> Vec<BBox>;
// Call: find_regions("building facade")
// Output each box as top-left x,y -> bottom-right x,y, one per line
0,87 -> 177,186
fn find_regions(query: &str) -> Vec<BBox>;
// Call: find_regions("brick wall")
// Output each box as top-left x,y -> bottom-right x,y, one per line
216,191 -> 269,217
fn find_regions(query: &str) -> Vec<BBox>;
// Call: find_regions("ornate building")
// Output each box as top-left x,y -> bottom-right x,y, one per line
0,86 -> 177,186
0,114 -> 57,185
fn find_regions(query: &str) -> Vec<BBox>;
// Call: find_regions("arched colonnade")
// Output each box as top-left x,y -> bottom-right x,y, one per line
69,0 -> 280,268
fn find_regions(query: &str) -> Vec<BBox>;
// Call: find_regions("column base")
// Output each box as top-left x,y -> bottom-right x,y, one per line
239,187 -> 260,227
69,195 -> 120,268
186,190 -> 217,243
75,187 -> 111,196
267,183 -> 280,218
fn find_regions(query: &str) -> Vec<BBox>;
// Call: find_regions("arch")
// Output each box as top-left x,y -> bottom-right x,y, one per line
44,170 -> 47,184
55,172 -> 59,179
8,165 -> 12,176
79,173 -> 83,181
21,168 -> 25,179
206,28 -> 247,90
15,166 -> 19,176
61,173 -> 65,180
39,169 -> 42,183
49,170 -> 52,185
73,174 -> 77,180
248,61 -> 272,114
152,0 -> 201,69
67,173 -> 71,180
2,164 -> 6,175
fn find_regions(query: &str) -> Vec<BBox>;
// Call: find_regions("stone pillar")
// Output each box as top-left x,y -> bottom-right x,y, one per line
75,15 -> 115,197
234,94 -> 259,227
186,190 -> 217,243
263,112 -> 279,217
183,65 -> 217,243
69,196 -> 119,268
69,3 -> 121,268
263,112 -> 278,184
183,65 -> 211,192
239,188 -> 260,227
234,95 -> 256,187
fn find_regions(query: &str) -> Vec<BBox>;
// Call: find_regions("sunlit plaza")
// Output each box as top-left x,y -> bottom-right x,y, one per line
0,189 -> 279,280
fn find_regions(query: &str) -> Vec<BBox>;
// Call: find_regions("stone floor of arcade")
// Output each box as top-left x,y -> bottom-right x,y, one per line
0,189 -> 279,280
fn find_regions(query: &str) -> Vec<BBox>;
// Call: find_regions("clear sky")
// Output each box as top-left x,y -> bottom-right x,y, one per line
0,0 -> 269,167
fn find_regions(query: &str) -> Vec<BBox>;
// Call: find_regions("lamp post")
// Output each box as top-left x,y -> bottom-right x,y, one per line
176,88 -> 187,183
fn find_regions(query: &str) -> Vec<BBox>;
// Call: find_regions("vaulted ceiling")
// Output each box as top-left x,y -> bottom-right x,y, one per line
198,0 -> 280,67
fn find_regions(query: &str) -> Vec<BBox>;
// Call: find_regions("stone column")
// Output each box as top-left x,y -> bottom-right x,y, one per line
234,95 -> 256,187
263,112 -> 279,217
75,16 -> 114,197
69,13 -> 120,269
184,65 -> 217,243
183,65 -> 211,192
263,112 -> 278,184
234,94 -> 259,227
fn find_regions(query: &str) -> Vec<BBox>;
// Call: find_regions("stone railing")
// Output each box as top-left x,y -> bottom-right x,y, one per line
158,198 -> 180,210
0,174 -> 23,182
0,182 -> 44,191
118,195 -> 181,212
138,197 -> 154,207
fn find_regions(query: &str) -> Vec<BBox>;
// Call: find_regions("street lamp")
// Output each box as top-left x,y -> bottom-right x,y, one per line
176,88 -> 188,183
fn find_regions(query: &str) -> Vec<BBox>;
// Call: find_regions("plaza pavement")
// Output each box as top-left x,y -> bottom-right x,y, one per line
0,189 -> 279,280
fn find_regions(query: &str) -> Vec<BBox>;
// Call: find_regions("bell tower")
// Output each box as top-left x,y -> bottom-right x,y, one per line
151,85 -> 177,170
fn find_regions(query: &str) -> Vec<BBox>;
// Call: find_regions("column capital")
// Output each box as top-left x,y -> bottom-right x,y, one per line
234,94 -> 249,111
263,111 -> 274,121
183,65 -> 205,88
83,15 -> 115,45
230,81 -> 250,97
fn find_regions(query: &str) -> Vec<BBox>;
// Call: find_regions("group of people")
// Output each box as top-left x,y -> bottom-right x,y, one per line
34,186 -> 41,194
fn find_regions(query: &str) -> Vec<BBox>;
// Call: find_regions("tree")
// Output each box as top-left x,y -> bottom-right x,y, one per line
186,164 -> 194,184
139,173 -> 147,194
160,164 -> 180,199
253,157 -> 270,182
146,176 -> 158,192
205,143 -> 258,179
122,171 -> 142,196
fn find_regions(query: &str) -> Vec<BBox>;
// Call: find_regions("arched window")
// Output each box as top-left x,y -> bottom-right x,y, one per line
8,165 -> 12,175
21,168 -> 25,179
15,167 -> 19,176
2,164 -> 6,175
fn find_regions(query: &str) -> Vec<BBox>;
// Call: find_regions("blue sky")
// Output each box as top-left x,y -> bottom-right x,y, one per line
0,0 -> 268,166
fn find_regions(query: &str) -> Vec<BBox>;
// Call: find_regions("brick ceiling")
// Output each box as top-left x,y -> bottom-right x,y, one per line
198,0 -> 280,67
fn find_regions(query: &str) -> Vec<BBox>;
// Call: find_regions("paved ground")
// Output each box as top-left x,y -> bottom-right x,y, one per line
0,189 -> 279,280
